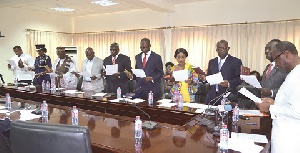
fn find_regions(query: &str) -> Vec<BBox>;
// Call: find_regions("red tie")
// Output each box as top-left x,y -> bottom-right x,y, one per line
142,53 -> 147,69
112,57 -> 116,65
265,64 -> 273,78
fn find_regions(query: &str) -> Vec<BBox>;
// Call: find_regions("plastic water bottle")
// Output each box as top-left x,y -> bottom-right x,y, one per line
178,93 -> 183,108
45,81 -> 51,93
5,93 -> 11,111
42,80 -> 46,93
232,103 -> 239,125
72,106 -> 79,125
135,138 -> 142,153
14,78 -> 18,89
148,91 -> 153,106
41,100 -> 48,119
135,116 -> 142,139
172,90 -> 179,103
117,87 -> 121,99
220,124 -> 229,150
51,83 -> 56,94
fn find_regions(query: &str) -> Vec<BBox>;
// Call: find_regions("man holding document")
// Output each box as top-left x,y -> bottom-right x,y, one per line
200,40 -> 242,105
130,38 -> 164,99
255,41 -> 300,153
73,47 -> 104,92
103,43 -> 132,95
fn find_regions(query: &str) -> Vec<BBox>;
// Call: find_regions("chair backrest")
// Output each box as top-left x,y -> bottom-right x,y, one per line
0,133 -> 12,153
10,120 -> 92,153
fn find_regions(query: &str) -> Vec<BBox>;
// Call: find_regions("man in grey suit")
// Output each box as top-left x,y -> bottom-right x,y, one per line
73,47 -> 104,92
260,39 -> 288,98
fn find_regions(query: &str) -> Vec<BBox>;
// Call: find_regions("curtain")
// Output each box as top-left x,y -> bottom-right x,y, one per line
171,20 -> 300,74
27,30 -> 165,71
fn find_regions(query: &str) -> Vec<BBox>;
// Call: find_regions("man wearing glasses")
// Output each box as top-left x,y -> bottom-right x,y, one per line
260,39 -> 288,98
200,40 -> 242,105
256,41 -> 300,153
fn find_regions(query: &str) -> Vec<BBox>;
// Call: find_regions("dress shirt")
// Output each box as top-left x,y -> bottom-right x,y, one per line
84,59 -> 94,82
269,64 -> 300,153
9,53 -> 35,80
141,51 -> 152,63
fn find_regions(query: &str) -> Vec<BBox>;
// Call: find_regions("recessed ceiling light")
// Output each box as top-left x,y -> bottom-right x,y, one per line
91,0 -> 119,6
51,6 -> 75,12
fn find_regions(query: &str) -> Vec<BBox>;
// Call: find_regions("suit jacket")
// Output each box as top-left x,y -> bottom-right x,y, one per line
103,54 -> 132,95
81,56 -> 104,92
261,64 -> 288,98
205,54 -> 242,105
135,51 -> 164,99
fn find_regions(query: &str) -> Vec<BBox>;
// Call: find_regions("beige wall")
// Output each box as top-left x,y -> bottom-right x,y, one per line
0,8 -> 72,83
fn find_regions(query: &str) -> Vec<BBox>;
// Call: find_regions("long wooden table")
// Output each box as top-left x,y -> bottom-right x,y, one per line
0,87 -> 272,153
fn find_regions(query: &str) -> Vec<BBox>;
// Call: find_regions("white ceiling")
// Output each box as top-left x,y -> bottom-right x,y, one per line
0,0 -> 209,17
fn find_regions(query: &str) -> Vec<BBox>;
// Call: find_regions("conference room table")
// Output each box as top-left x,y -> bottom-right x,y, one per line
0,86 -> 272,153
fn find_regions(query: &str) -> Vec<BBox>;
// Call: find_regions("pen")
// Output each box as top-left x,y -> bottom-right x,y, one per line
244,122 -> 257,125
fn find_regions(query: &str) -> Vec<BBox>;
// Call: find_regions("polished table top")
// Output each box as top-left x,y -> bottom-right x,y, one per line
0,87 -> 272,153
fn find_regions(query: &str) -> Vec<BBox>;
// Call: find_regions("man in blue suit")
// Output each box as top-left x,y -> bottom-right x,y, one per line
202,40 -> 242,105
133,38 -> 164,99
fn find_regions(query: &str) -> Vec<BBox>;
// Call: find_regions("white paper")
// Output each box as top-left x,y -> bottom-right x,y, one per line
106,64 -> 118,75
47,72 -> 57,77
231,132 -> 268,143
128,98 -> 145,103
109,98 -> 132,103
132,69 -> 146,78
92,93 -> 107,97
64,90 -> 84,94
195,108 -> 206,113
206,72 -> 223,85
240,75 -> 262,88
80,71 -> 91,77
182,103 -> 207,109
173,70 -> 188,82
238,87 -> 262,103
157,99 -> 172,103
226,138 -> 264,153
17,110 -> 41,121
0,105 -> 6,110
7,60 -> 17,67
239,110 -> 263,116
157,103 -> 177,108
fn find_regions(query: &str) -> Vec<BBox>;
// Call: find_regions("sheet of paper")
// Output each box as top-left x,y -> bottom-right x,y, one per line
7,59 -> 17,67
128,98 -> 145,103
238,87 -> 262,103
182,103 -> 208,109
157,99 -> 172,103
240,75 -> 262,88
92,93 -> 107,97
132,69 -> 146,78
226,138 -> 264,153
195,108 -> 206,113
231,132 -> 268,143
239,110 -> 263,116
17,110 -> 41,121
106,64 -> 118,75
157,103 -> 177,108
0,105 -> 6,110
64,90 -> 85,94
206,72 -> 223,85
80,71 -> 91,77
173,70 -> 188,82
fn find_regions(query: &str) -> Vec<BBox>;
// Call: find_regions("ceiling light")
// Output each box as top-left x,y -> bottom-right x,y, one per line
91,0 -> 119,6
51,6 -> 75,12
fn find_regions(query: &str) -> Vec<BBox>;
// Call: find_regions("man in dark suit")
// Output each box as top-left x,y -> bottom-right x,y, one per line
260,39 -> 288,98
202,40 -> 242,105
103,43 -> 132,96
133,38 -> 164,99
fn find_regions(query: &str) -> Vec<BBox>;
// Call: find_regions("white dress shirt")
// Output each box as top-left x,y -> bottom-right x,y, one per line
269,64 -> 300,153
141,51 -> 152,62
52,57 -> 77,89
9,53 -> 35,81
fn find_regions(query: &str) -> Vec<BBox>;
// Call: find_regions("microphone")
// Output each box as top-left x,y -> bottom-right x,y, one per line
0,74 -> 5,84
204,88 -> 232,115
131,103 -> 157,130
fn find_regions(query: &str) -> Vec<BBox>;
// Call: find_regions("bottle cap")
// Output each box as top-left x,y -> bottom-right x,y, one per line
43,100 -> 46,103
222,124 -> 227,128
136,116 -> 140,119
73,106 -> 76,108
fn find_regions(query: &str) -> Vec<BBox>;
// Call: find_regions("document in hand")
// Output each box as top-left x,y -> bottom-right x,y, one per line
173,70 -> 188,81
131,69 -> 146,78
206,72 -> 223,85
193,67 -> 206,75
105,64 -> 118,75
7,60 -> 17,67
240,75 -> 262,88
238,87 -> 262,103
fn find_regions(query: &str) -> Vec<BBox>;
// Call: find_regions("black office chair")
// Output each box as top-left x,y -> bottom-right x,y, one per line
0,133 -> 12,153
10,120 -> 92,153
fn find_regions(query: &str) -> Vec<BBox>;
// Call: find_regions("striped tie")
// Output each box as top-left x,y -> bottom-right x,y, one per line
112,57 -> 116,65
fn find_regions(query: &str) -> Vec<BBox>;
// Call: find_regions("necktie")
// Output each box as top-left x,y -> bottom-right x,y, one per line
265,64 -> 273,78
112,57 -> 116,65
142,53 -> 147,69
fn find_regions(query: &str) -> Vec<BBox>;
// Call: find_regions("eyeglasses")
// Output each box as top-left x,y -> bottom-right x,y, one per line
272,51 -> 284,62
